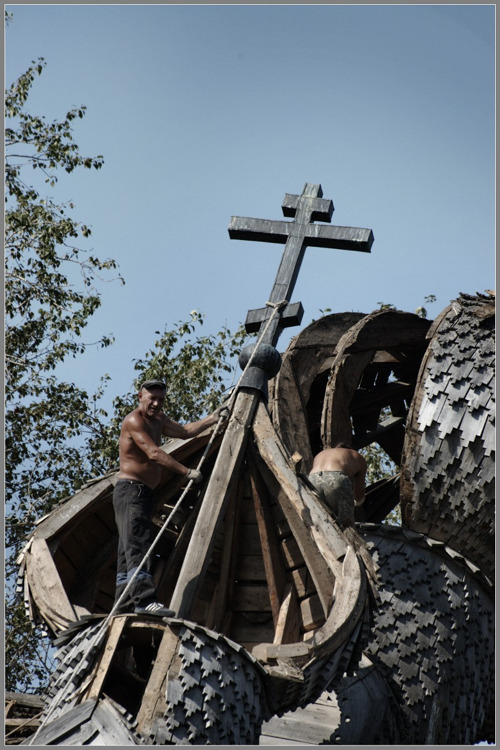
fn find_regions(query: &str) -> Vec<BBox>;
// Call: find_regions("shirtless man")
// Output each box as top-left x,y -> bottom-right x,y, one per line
113,379 -> 228,617
308,443 -> 367,529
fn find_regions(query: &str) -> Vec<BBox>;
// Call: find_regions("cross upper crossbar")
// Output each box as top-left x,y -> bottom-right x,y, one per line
228,183 -> 373,347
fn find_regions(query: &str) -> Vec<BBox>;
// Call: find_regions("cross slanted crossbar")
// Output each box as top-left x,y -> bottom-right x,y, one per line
228,183 -> 373,347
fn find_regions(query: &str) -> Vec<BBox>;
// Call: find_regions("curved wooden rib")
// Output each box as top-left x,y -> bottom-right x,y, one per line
321,310 -> 431,458
18,424 -> 224,636
251,400 -> 367,667
269,312 -> 365,471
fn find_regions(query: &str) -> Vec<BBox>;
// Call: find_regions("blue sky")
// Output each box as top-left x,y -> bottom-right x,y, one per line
6,4 -> 495,413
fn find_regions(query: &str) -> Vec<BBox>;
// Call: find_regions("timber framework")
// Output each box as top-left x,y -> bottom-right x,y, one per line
12,185 -> 494,746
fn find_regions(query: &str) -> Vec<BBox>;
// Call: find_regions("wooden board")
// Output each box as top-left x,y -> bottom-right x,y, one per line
169,390 -> 259,617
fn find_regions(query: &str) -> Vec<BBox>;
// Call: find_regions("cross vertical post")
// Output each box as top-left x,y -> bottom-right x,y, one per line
169,183 -> 373,619
229,183 -> 373,348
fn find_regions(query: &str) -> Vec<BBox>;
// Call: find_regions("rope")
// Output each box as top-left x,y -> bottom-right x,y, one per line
105,298 -> 287,621
31,300 -> 289,732
28,299 -> 289,741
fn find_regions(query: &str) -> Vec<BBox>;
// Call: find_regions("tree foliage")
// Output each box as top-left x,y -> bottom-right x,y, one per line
5,58 -> 123,691
87,311 -> 249,474
5,58 -> 428,694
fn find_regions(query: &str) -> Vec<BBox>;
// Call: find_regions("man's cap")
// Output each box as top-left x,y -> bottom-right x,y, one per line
140,379 -> 166,391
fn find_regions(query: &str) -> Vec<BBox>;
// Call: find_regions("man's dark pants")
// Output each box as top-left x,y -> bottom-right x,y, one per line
112,479 -> 158,612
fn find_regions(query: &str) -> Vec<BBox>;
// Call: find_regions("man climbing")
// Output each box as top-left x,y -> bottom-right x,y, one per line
113,379 -> 228,617
307,443 -> 367,529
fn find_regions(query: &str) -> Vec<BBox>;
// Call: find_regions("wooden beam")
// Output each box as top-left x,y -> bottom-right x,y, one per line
252,401 -> 346,577
81,616 -> 127,701
253,546 -> 366,665
249,441 -> 334,617
273,583 -> 301,646
136,624 -> 180,734
249,455 -> 288,628
169,389 -> 259,618
24,538 -> 82,633
205,479 -> 243,631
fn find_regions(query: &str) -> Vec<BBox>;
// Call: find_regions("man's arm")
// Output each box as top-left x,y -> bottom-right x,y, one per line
161,410 -> 222,439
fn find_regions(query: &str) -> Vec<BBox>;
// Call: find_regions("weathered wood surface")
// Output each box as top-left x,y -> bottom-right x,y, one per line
15,289 -> 495,745
400,292 -> 495,581
22,538 -> 85,633
20,697 -> 141,746
268,312 -> 365,471
16,424 -> 222,635
136,624 -> 180,735
250,401 -> 367,667
169,389 -> 259,617
229,183 -> 372,347
5,692 -> 44,745
260,654 -> 393,745
321,309 -> 431,457
81,616 -> 127,702
250,458 -> 290,630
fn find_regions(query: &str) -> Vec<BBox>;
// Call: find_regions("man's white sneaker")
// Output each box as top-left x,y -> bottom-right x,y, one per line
134,602 -> 175,617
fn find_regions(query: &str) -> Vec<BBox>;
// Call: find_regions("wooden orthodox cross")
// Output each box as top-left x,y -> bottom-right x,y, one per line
169,184 -> 373,618
229,183 -> 374,348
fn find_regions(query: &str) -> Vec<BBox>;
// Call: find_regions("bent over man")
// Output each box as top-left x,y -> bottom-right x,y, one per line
113,379 -> 227,617
308,443 -> 367,529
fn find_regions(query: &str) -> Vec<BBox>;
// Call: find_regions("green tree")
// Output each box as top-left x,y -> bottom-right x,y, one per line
5,58 -> 123,691
87,311 -> 249,474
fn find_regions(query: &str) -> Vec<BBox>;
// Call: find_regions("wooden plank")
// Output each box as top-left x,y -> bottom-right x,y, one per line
270,356 -> 314,472
254,401 -> 347,565
154,493 -> 204,601
228,612 -> 276,645
260,700 -> 341,745
169,390 -> 259,618
136,624 -> 180,734
5,692 -> 45,709
206,480 -> 242,631
234,555 -> 267,581
27,700 -> 97,745
232,584 -> 272,611
253,546 -> 366,665
273,583 -> 301,645
5,717 -> 41,729
291,566 -> 315,598
252,400 -> 346,579
33,478 -> 114,540
250,456 -> 288,627
300,593 -> 325,632
25,538 -> 82,632
281,536 -> 305,570
80,616 -> 127,701
92,698 -> 142,745
249,439 -> 335,617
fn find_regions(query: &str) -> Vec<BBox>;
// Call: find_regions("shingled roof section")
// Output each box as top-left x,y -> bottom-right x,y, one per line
400,291 -> 495,583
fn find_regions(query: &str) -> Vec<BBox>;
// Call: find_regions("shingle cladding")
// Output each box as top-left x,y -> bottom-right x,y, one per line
401,292 -> 495,582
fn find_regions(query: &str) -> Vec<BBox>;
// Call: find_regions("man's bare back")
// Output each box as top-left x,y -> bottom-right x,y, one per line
310,445 -> 367,505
